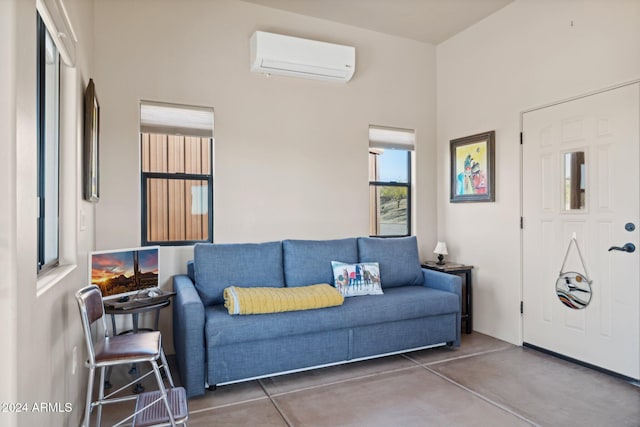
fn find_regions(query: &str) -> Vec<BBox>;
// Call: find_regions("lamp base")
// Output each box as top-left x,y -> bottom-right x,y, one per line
436,254 -> 445,265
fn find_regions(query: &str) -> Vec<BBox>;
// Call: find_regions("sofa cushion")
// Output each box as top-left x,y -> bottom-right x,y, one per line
330,261 -> 383,297
205,285 -> 457,346
194,241 -> 285,306
283,238 -> 358,287
357,236 -> 424,288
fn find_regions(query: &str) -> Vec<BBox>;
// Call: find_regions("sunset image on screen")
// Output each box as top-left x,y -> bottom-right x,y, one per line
91,248 -> 158,297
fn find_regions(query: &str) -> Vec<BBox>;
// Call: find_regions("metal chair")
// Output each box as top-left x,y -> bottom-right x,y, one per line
76,285 -> 188,427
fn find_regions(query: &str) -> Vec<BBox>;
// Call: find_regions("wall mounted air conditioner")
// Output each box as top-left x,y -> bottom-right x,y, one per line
250,31 -> 355,83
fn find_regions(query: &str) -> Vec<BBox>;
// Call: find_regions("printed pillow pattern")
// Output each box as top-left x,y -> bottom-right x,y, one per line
331,261 -> 383,297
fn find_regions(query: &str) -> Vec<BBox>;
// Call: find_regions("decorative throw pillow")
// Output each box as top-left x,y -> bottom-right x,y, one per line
331,261 -> 383,297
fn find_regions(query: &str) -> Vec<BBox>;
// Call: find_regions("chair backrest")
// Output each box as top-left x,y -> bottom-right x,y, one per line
76,285 -> 107,364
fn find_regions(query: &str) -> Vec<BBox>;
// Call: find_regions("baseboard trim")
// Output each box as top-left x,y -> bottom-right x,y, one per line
522,342 -> 639,385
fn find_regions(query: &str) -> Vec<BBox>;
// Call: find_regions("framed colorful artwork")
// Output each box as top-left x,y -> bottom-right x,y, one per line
450,130 -> 495,203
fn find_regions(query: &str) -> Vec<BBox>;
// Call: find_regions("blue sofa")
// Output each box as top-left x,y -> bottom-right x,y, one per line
173,236 -> 461,398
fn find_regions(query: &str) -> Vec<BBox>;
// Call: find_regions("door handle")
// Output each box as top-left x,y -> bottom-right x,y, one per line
608,243 -> 636,253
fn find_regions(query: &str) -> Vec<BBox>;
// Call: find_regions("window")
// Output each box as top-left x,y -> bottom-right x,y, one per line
369,125 -> 414,237
37,13 -> 60,271
140,102 -> 214,245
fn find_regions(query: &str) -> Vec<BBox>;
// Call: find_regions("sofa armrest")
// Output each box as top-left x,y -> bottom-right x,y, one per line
422,268 -> 462,347
173,274 -> 206,398
422,268 -> 462,295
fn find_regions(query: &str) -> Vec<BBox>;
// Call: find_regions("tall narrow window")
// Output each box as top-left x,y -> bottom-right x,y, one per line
37,13 -> 60,271
140,102 -> 214,245
369,125 -> 414,237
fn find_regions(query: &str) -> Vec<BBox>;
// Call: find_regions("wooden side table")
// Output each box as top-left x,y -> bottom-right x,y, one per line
422,261 -> 473,334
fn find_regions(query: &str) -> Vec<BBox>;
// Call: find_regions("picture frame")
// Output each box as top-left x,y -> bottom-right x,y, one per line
450,130 -> 495,203
83,78 -> 100,202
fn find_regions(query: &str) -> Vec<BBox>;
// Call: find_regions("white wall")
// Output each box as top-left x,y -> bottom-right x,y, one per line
93,0 -> 438,349
437,0 -> 640,344
5,0 -> 96,425
0,1 -> 18,426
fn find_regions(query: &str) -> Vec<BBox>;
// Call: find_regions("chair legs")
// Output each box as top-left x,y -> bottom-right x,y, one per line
159,348 -> 175,388
82,366 -> 95,427
150,359 -> 176,426
83,358 -> 186,427
96,367 -> 106,427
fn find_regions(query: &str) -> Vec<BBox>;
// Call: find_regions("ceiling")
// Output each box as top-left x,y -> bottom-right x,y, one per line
241,0 -> 514,44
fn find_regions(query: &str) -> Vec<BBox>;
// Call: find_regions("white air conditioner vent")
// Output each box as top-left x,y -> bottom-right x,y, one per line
250,31 -> 355,83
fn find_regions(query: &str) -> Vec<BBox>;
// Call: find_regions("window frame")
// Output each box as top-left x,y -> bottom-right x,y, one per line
141,171 -> 214,246
36,12 -> 61,272
369,149 -> 412,238
140,134 -> 214,246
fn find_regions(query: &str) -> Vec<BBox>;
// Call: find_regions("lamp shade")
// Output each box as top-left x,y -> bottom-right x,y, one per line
433,241 -> 448,255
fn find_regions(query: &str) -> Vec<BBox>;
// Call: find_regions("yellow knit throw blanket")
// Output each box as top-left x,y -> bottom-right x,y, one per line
223,283 -> 344,315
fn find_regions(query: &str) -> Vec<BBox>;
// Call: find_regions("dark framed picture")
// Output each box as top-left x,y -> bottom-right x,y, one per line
450,130 -> 495,203
83,79 -> 100,202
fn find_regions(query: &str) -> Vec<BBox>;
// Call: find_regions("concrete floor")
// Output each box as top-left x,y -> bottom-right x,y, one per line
96,332 -> 639,426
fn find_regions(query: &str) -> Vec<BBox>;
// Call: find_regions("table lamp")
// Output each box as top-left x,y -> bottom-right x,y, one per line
434,241 -> 448,265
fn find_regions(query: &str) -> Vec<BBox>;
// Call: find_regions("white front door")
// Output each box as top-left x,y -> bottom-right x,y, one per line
522,83 -> 640,380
